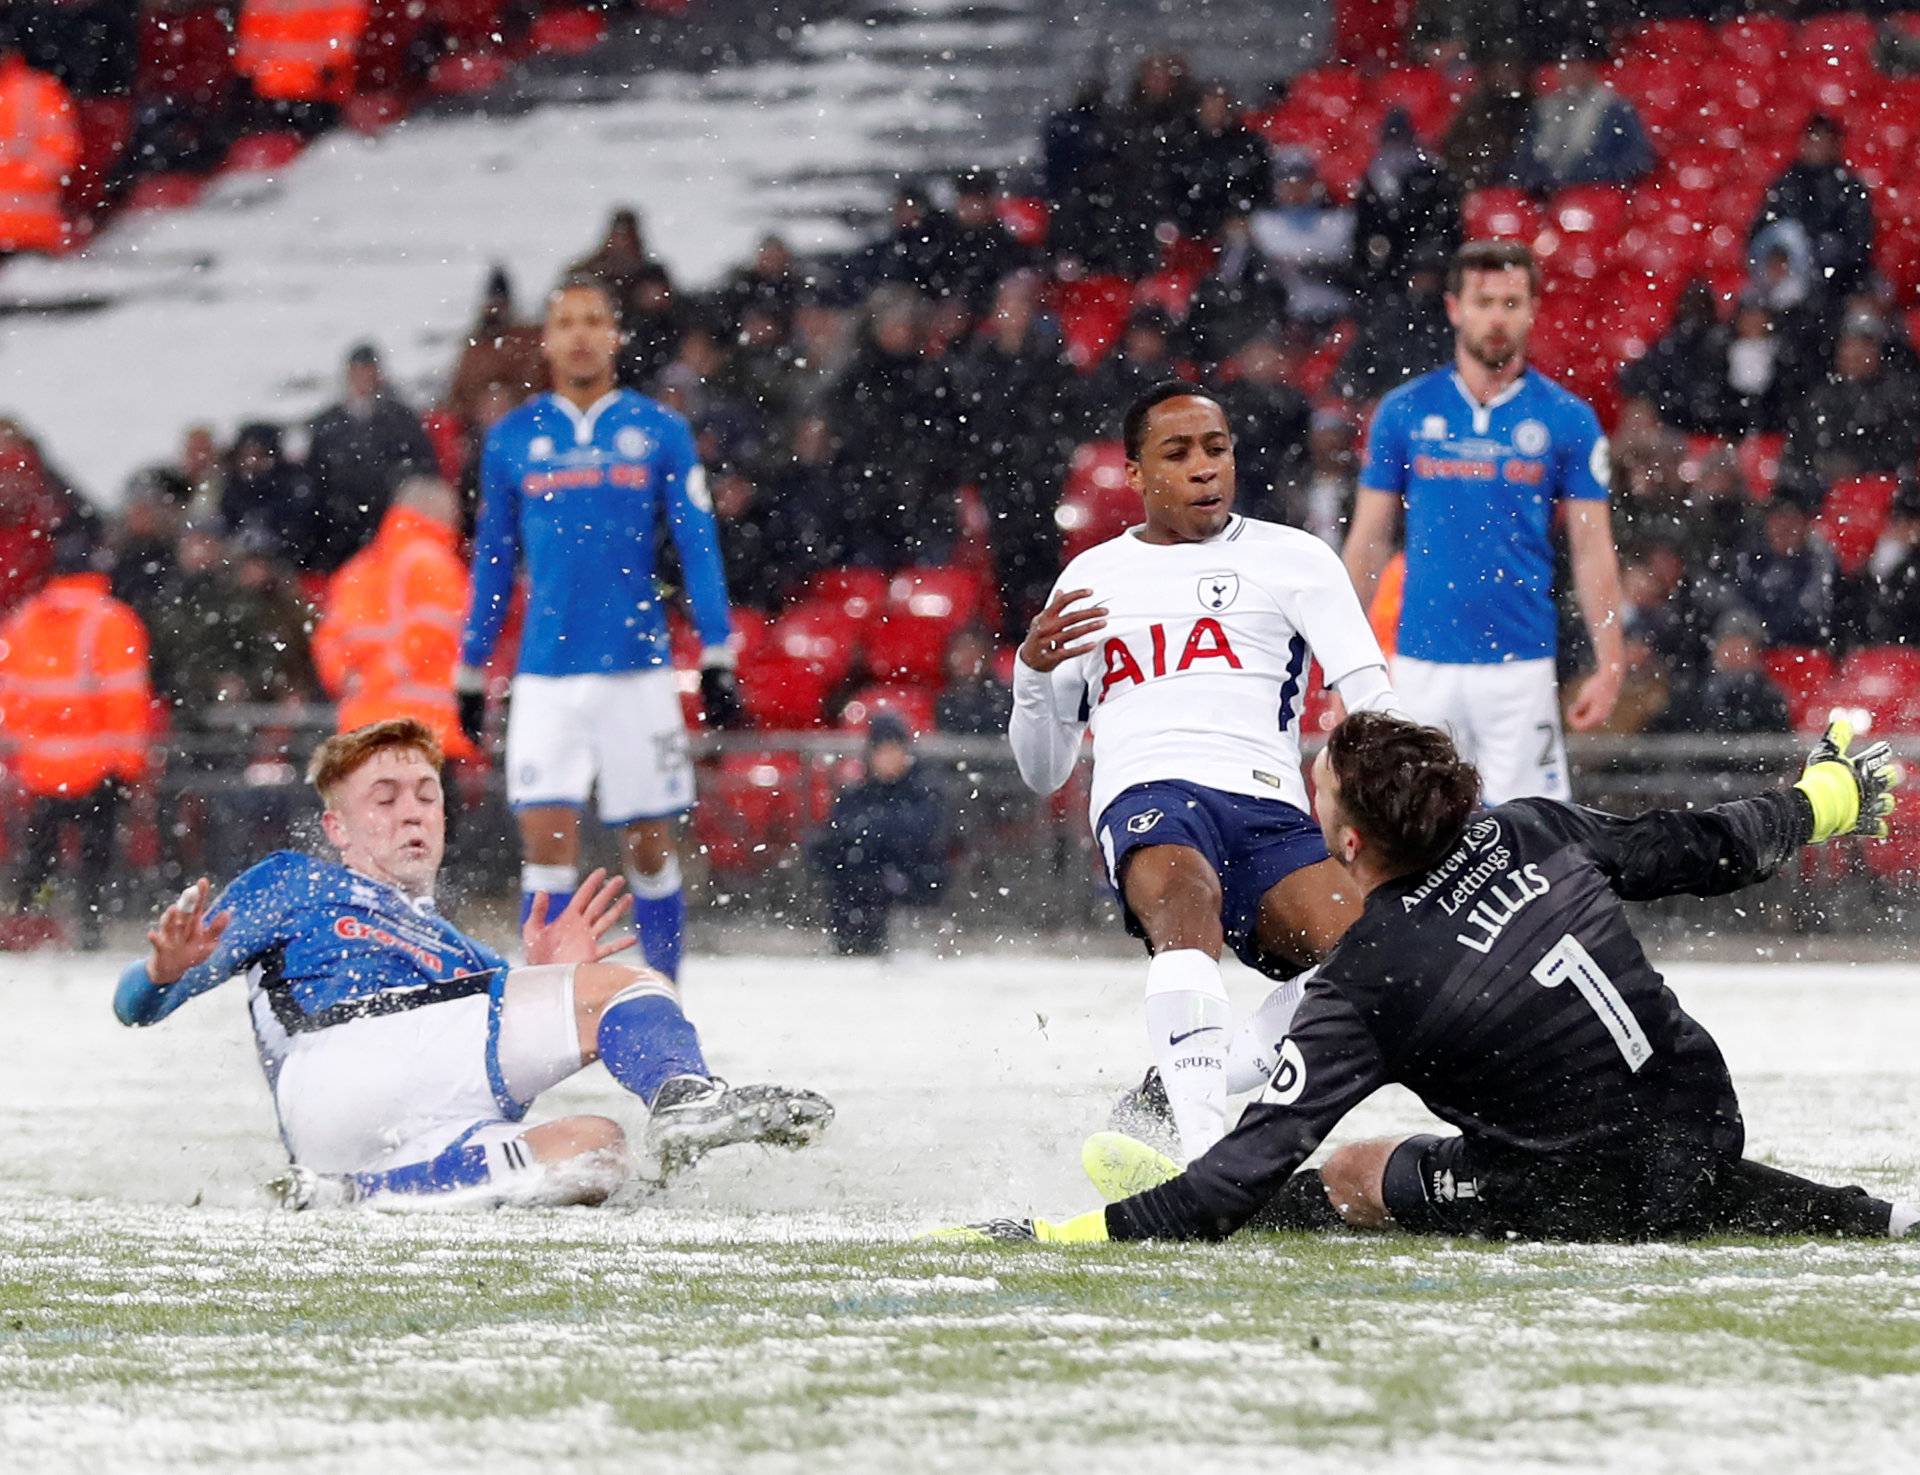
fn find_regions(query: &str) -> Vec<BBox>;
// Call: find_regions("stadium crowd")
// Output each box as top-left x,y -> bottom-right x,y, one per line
9,2 -> 1920,939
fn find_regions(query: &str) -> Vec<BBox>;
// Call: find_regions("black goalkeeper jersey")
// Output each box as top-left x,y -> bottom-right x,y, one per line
1108,789 -> 1815,1242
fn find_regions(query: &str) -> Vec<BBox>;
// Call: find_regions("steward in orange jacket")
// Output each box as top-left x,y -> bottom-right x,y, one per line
0,47 -> 80,254
235,0 -> 370,106
0,543 -> 152,948
313,478 -> 478,761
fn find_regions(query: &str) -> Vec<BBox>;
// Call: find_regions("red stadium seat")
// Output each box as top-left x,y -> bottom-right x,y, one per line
739,656 -> 836,730
224,131 -> 305,173
1367,65 -> 1458,142
1822,647 -> 1920,733
125,173 -> 208,212
1737,433 -> 1786,501
866,574 -> 977,684
1816,475 -> 1898,574
65,98 -> 132,222
840,682 -> 937,736
1055,274 -> 1134,368
1717,12 -> 1794,71
1763,646 -> 1836,731
1622,18 -> 1716,63
765,600 -> 862,687
1057,441 -> 1137,562
997,195 -> 1049,248
807,567 -> 889,623
428,51 -> 509,96
692,751 -> 811,875
1461,187 -> 1541,243
529,7 -> 606,56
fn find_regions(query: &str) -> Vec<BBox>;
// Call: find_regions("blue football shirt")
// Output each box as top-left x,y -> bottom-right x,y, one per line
1359,367 -> 1609,664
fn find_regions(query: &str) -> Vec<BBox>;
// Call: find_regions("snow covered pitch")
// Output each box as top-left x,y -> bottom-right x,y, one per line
2,948 -> 1917,1472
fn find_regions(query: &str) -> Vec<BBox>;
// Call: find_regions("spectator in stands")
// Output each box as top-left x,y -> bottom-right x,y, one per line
0,418 -> 92,615
1613,427 -> 1694,549
1619,279 -> 1725,436
1441,60 -> 1530,192
1683,444 -> 1763,589
123,0 -> 238,179
568,206 -> 658,325
1284,407 -> 1359,548
311,477 -> 475,765
12,0 -> 137,98
306,342 -> 438,568
1044,76 -> 1128,272
1219,331 -> 1311,520
1249,151 -> 1354,326
935,626 -> 1013,737
1514,52 -> 1652,192
0,532 -> 150,949
953,270 -> 1076,640
929,169 -> 1028,316
1751,114 -> 1875,302
1351,107 -> 1461,294
656,325 -> 768,476
714,233 -> 801,334
826,287 -> 957,566
1106,52 -> 1202,276
809,713 -> 951,956
1869,499 -> 1920,646
110,466 -> 192,619
1620,535 -> 1718,685
784,288 -> 859,413
759,414 -> 843,577
1655,608 -> 1792,738
148,524 -> 313,729
712,458 -> 831,613
616,263 -> 693,392
0,28 -> 79,255
1776,310 -> 1920,513
1075,308 -> 1184,437
177,422 -> 225,525
1184,214 -> 1290,368
1738,503 -> 1837,649
1170,85 -> 1272,242
850,184 -> 949,298
723,303 -> 805,426
446,266 -> 543,427
1335,242 -> 1452,400
219,421 -> 322,568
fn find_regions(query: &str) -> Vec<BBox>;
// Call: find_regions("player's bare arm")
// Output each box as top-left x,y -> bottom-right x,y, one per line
1563,500 -> 1627,731
523,867 -> 636,965
1341,488 -> 1402,608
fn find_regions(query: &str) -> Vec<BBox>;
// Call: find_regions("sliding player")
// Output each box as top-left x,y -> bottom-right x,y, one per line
940,712 -> 1915,1246
114,719 -> 829,1209
1010,381 -> 1398,1163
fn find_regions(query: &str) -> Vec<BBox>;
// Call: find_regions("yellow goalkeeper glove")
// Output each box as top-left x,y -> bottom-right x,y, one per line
1794,715 -> 1901,842
920,1209 -> 1110,1244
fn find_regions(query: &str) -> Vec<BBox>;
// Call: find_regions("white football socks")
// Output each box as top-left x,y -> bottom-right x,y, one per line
1224,971 -> 1313,1094
1144,949 -> 1232,1161
1890,1201 -> 1918,1238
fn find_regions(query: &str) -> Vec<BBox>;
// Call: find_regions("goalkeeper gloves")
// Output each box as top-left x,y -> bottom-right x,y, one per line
921,1210 -> 1110,1244
1795,715 -> 1901,842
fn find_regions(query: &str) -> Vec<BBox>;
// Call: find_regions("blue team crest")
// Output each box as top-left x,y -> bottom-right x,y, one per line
1513,419 -> 1550,456
616,426 -> 654,459
1197,572 -> 1239,611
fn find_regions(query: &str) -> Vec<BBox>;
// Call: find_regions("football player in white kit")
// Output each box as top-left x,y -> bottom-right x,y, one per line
1010,382 -> 1401,1164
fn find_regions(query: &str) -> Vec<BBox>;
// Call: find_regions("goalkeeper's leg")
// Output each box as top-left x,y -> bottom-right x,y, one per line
1695,1157 -> 1913,1238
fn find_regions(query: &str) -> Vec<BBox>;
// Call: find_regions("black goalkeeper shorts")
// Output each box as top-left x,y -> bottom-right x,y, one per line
1380,1132 -> 1733,1241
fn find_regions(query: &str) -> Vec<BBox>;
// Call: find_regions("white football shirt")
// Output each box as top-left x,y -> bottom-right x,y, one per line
1011,515 -> 1389,825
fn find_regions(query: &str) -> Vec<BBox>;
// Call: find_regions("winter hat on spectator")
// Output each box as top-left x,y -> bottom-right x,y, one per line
50,529 -> 100,576
866,712 -> 912,751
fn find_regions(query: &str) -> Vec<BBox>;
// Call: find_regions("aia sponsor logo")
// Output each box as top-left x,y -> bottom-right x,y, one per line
1098,618 -> 1242,701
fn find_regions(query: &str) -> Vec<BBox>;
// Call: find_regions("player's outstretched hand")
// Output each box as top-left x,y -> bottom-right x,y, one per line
523,868 -> 637,965
920,1209 -> 1109,1244
146,878 -> 231,986
1796,714 -> 1903,842
1565,661 -> 1624,732
1019,587 -> 1108,673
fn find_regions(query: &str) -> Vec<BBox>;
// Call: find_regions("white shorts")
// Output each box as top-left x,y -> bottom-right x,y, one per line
267,965 -> 584,1174
506,668 -> 694,824
1391,655 -> 1571,804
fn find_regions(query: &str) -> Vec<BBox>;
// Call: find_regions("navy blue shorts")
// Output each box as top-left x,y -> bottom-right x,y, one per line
1095,779 -> 1331,975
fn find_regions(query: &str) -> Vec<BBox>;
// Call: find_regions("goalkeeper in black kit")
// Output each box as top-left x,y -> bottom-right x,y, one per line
936,711 -> 1917,1245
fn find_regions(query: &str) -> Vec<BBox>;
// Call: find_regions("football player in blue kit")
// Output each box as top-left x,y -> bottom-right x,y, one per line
114,719 -> 830,1209
1343,239 -> 1626,803
456,276 -> 744,982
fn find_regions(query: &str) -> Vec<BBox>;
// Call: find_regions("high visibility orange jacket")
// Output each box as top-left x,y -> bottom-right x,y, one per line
1368,551 -> 1404,659
0,574 -> 152,797
313,505 -> 477,759
235,0 -> 369,105
0,55 -> 79,254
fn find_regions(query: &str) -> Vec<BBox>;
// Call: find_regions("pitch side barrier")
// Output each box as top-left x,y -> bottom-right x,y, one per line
98,714 -> 1920,947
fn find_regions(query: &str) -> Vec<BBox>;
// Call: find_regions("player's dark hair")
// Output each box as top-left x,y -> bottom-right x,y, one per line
548,272 -> 619,314
1325,712 -> 1482,877
1123,380 -> 1220,461
1446,239 -> 1540,297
